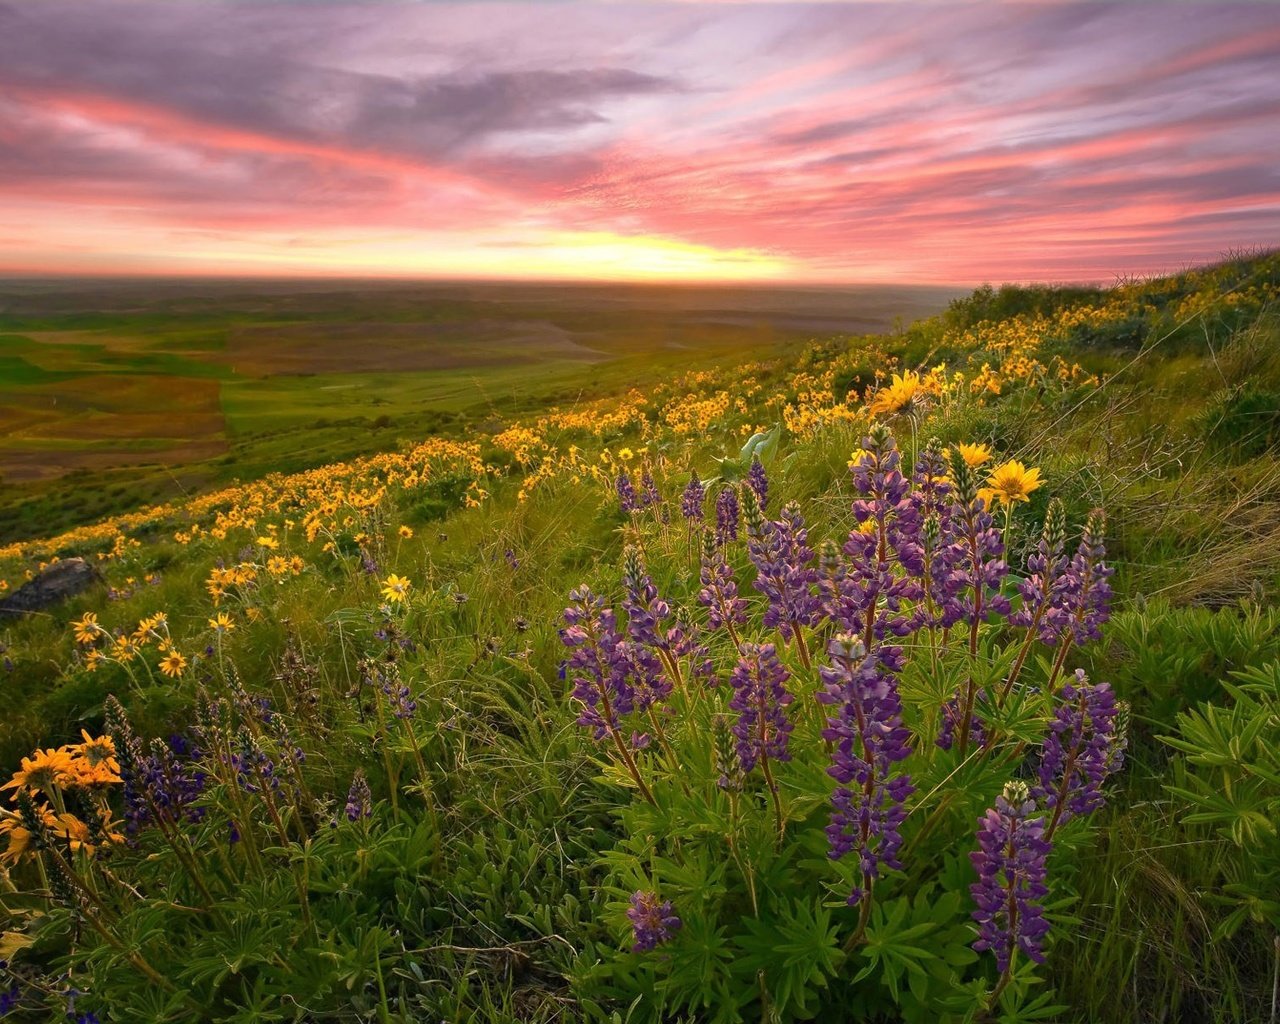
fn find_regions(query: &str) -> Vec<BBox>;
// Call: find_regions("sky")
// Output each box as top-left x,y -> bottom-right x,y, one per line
0,1 -> 1277,285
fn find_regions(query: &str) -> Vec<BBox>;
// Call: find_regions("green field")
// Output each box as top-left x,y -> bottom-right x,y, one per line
0,278 -> 956,541
2,257 -> 1278,1022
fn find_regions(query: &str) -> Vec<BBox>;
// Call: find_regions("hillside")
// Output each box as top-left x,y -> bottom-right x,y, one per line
1,253 -> 1279,1023
0,279 -> 955,543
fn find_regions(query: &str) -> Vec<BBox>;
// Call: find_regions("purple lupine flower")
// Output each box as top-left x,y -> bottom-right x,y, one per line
912,441 -> 965,628
910,439 -> 953,522
1010,499 -> 1072,644
698,529 -> 748,636
231,736 -> 281,797
627,890 -> 682,952
0,980 -> 20,1015
833,427 -> 924,644
728,642 -> 794,773
345,769 -> 372,821
746,455 -> 769,512
936,689 -> 988,752
744,494 -> 822,646
560,586 -> 635,741
945,452 -> 1011,627
681,471 -> 706,522
624,639 -> 671,716
616,471 -> 639,514
146,737 -> 209,828
816,538 -> 845,621
1056,509 -> 1115,647
621,545 -> 673,651
382,679 -> 417,719
970,780 -> 1053,974
817,635 -> 914,904
640,467 -> 661,508
360,549 -> 380,575
1033,671 -> 1124,831
715,487 -> 740,546
620,545 -> 686,695
108,696 -> 207,834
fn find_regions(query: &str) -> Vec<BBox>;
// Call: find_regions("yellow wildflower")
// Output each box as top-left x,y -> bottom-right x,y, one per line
2,749 -> 74,794
381,574 -> 411,603
953,443 -> 994,468
866,371 -> 927,418
73,612 -> 100,645
75,731 -> 119,774
985,461 -> 1043,506
159,650 -> 187,678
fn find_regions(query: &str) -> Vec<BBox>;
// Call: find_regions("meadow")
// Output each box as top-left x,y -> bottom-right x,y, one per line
0,279 -> 953,542
0,254 -> 1278,1023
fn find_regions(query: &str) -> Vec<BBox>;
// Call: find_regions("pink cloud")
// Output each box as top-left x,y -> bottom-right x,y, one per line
0,2 -> 1277,282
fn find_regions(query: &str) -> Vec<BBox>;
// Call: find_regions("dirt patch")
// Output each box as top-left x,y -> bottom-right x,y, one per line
0,438 -> 228,482
0,375 -> 226,480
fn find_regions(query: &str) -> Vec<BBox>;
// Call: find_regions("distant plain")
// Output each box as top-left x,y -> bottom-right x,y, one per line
0,278 -> 958,540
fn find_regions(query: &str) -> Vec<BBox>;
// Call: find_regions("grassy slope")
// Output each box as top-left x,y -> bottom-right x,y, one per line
0,280 -> 954,542
0,254 -> 1278,1022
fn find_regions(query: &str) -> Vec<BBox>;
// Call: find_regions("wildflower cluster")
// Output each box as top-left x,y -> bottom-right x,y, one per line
1,731 -> 123,865
559,429 -> 1128,1007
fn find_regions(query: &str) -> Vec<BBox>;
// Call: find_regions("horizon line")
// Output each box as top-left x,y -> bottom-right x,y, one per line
0,266 -> 1143,292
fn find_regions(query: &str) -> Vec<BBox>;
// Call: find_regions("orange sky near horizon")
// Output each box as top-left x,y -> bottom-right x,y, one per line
0,2 -> 1277,285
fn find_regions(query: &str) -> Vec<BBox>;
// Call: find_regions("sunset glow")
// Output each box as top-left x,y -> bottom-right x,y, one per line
1,2 -> 1277,284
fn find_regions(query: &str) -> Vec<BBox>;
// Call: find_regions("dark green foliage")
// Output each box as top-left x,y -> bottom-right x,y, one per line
1198,385 -> 1280,459
942,283 -> 1105,333
408,473 -> 473,524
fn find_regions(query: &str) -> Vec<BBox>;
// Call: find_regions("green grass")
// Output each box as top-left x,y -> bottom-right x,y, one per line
0,257 -> 1278,1022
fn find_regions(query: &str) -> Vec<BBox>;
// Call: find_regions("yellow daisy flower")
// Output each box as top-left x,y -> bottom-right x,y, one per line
985,461 -> 1043,506
73,612 -> 101,645
952,442 -> 994,468
381,574 -> 411,603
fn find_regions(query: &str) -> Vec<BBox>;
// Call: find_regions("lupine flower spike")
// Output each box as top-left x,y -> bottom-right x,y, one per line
729,642 -> 794,839
698,529 -> 747,649
681,471 -> 705,522
818,634 -> 914,915
1002,499 -> 1070,705
1032,671 -> 1125,838
746,455 -> 769,512
743,491 -> 821,667
946,449 -> 1010,757
560,587 -> 655,804
970,780 -> 1052,993
344,770 -> 372,822
616,471 -> 639,514
715,486 -> 740,546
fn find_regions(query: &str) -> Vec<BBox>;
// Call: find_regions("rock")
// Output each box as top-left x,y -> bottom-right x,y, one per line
0,557 -> 102,616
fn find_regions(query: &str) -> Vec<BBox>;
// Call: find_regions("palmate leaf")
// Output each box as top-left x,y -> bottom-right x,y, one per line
653,915 -> 739,1017
735,899 -> 845,1019
853,897 -> 939,1002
